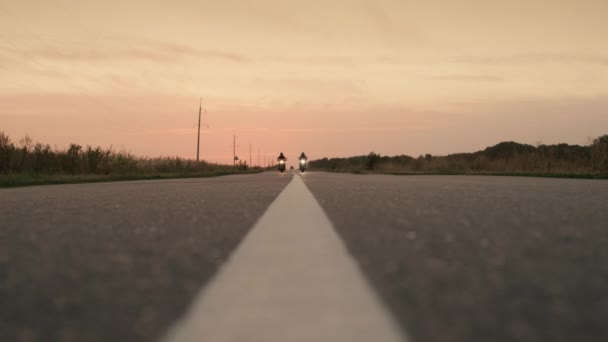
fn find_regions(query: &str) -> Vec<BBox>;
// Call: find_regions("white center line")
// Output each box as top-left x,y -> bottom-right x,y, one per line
162,174 -> 407,342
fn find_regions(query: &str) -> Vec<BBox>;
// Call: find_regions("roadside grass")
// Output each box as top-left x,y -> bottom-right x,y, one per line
0,131 -> 269,188
0,169 -> 264,188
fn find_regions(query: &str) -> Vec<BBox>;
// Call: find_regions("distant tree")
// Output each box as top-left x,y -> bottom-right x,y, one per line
592,134 -> 608,173
0,131 -> 10,147
32,143 -> 54,173
482,141 -> 535,159
66,144 -> 82,174
595,135 -> 608,145
18,135 -> 34,151
365,152 -> 381,170
0,131 -> 13,174
84,146 -> 105,173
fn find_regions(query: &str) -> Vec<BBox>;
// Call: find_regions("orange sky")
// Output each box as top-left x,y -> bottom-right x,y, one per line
1,0 -> 607,164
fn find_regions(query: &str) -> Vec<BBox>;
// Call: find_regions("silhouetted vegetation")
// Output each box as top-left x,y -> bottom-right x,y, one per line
0,131 -> 260,187
310,135 -> 608,177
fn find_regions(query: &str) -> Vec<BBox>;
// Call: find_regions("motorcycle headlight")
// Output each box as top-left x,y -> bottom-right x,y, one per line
279,160 -> 285,164
300,159 -> 305,164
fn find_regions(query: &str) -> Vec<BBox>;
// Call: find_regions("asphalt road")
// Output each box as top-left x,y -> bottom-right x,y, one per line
302,172 -> 608,342
164,175 -> 404,342
0,173 -> 292,342
2,171 -> 608,342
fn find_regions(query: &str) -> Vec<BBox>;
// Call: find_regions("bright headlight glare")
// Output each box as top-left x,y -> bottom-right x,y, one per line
300,160 -> 305,164
279,160 -> 284,164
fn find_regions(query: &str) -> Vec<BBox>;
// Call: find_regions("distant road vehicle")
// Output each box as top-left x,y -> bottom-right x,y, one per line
277,152 -> 287,173
299,152 -> 308,172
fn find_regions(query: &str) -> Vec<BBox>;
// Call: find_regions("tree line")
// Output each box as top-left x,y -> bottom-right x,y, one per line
309,135 -> 608,175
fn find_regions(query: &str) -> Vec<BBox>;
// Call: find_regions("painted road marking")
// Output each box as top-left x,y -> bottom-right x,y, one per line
162,174 -> 407,342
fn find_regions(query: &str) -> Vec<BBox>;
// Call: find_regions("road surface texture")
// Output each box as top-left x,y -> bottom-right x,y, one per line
302,172 -> 608,342
163,175 -> 404,342
0,173 -> 292,342
2,171 -> 608,342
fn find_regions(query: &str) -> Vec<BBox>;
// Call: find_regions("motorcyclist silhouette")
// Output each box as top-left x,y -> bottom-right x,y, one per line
277,152 -> 287,173
298,152 -> 308,172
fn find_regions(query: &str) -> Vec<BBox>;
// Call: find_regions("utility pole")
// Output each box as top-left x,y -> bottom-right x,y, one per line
196,98 -> 202,162
258,148 -> 260,167
195,98 -> 208,162
233,131 -> 236,167
249,143 -> 252,168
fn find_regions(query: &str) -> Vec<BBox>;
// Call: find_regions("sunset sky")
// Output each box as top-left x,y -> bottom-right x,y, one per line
1,0 -> 607,164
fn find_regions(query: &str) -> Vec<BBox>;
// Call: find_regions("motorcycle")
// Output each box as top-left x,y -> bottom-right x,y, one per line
278,159 -> 286,173
299,157 -> 307,172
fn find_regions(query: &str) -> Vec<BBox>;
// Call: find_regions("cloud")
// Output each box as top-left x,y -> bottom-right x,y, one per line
277,126 -> 407,133
0,40 -> 250,65
265,54 -> 410,66
144,41 -> 250,63
357,1 -> 427,46
254,77 -> 367,94
428,74 -> 504,82
456,53 -> 608,66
